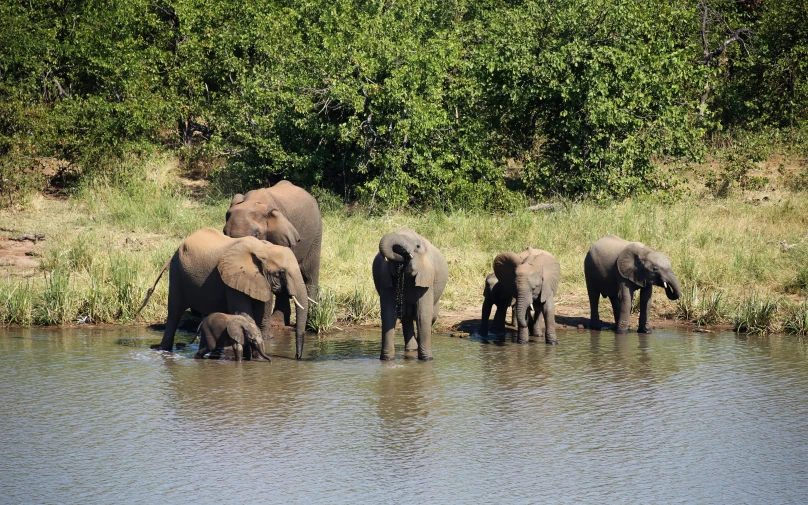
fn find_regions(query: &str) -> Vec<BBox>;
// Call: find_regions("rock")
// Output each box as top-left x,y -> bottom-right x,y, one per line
577,324 -> 585,330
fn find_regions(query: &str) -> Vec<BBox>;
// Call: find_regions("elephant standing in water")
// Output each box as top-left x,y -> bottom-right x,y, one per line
195,313 -> 271,362
479,247 -> 544,336
372,228 -> 448,361
223,180 -> 321,326
138,228 -> 308,359
584,234 -> 682,334
492,249 -> 561,344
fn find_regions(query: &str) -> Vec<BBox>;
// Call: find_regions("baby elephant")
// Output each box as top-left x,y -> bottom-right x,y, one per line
195,313 -> 271,362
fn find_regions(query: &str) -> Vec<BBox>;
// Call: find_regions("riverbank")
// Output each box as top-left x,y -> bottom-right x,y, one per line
1,155 -> 807,336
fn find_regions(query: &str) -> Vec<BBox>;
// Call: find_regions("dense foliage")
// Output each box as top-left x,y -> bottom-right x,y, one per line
1,0 -> 806,209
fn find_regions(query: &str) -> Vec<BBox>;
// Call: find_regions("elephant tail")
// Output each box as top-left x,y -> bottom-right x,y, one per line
134,258 -> 171,320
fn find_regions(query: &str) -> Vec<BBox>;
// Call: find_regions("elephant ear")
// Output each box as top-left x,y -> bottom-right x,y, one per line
230,193 -> 245,206
218,238 -> 272,302
617,243 -> 647,287
540,257 -> 561,303
493,252 -> 521,287
226,317 -> 246,345
266,208 -> 301,248
414,251 -> 435,288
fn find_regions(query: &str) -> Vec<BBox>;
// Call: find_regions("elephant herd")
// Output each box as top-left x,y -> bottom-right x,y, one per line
140,180 -> 683,362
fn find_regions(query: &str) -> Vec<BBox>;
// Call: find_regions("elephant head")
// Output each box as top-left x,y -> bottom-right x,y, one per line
218,237 -> 308,359
379,227 -> 435,288
223,193 -> 301,248
227,315 -> 272,361
494,251 -> 560,340
617,243 -> 682,300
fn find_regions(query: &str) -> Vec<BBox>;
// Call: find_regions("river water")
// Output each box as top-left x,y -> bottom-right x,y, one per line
1,326 -> 807,504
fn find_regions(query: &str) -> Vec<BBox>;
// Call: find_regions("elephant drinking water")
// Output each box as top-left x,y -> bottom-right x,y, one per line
584,234 -> 682,334
138,227 -> 309,359
372,228 -> 448,361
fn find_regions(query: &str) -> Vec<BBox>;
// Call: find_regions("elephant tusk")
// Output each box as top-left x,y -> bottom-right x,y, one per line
307,297 -> 318,305
663,281 -> 668,289
291,295 -> 305,310
530,303 -> 534,312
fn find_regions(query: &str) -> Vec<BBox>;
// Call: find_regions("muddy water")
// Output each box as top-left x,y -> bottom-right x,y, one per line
1,326 -> 807,504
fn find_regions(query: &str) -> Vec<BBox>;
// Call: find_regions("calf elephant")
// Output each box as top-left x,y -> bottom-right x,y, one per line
480,247 -> 543,336
372,228 -> 448,361
223,180 -> 322,327
195,313 -> 271,362
584,234 -> 682,334
493,249 -> 561,344
138,227 -> 308,359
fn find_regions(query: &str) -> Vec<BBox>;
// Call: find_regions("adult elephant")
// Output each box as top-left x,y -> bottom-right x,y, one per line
584,234 -> 682,334
138,228 -> 308,359
492,249 -> 561,344
372,228 -> 448,361
479,247 -> 543,336
223,180 -> 321,326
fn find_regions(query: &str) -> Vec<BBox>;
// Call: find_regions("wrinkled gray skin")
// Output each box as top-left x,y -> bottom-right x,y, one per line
223,180 -> 322,328
372,228 -> 448,361
480,247 -> 542,336
493,249 -> 561,344
139,228 -> 308,359
195,313 -> 271,362
584,234 -> 682,334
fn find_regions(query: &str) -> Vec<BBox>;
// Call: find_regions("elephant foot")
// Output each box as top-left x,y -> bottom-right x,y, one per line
638,326 -> 653,334
546,338 -> 559,345
516,339 -> 529,344
614,327 -> 629,335
380,355 -> 395,361
418,355 -> 434,361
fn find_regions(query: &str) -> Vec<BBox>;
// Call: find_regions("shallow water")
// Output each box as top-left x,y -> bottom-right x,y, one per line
1,326 -> 807,504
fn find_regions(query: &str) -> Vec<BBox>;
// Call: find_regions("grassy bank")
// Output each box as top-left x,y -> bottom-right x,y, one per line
1,154 -> 807,335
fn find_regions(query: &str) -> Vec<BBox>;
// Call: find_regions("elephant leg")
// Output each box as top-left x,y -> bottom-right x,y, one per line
532,302 -> 544,340
253,298 -> 273,340
638,286 -> 653,334
158,281 -> 186,351
543,298 -> 558,344
379,288 -> 397,360
608,296 -> 620,330
493,304 -> 508,332
233,343 -> 243,361
271,291 -> 292,327
480,297 -> 494,336
587,280 -> 601,331
416,293 -> 434,361
615,283 -> 632,334
402,312 -> 417,352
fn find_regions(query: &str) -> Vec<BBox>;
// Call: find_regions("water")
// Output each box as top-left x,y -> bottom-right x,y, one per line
1,326 -> 807,505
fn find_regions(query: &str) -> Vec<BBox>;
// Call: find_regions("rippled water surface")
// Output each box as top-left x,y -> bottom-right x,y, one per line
1,326 -> 807,504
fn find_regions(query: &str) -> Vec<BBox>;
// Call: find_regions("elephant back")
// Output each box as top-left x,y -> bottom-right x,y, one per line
178,228 -> 232,274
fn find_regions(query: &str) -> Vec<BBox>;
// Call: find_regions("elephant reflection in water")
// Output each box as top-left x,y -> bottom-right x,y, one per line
374,362 -> 438,455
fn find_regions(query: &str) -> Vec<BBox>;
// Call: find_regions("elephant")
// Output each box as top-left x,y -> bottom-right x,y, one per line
195,313 -> 271,362
138,227 -> 308,359
492,249 -> 561,344
223,180 -> 322,327
584,234 -> 682,334
372,227 -> 448,361
479,247 -> 544,336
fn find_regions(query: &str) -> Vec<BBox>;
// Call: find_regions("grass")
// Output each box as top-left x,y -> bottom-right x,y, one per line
733,294 -> 780,336
0,151 -> 807,335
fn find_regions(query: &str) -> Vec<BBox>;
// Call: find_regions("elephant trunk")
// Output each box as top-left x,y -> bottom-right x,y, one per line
379,232 -> 413,263
663,273 -> 682,300
253,340 -> 272,362
515,283 -> 530,343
